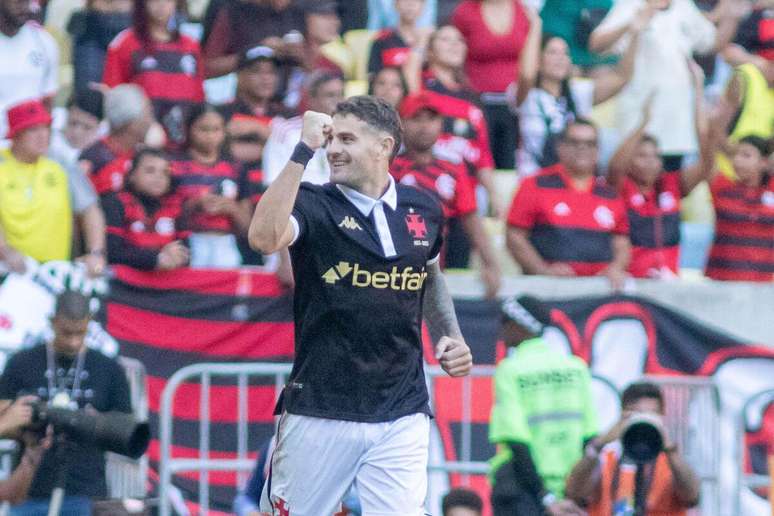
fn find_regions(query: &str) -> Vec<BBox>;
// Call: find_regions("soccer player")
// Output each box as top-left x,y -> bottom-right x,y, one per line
249,95 -> 473,516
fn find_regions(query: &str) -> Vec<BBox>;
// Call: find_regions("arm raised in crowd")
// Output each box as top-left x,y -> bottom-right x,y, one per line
589,2 -> 656,54
680,60 -> 715,194
591,23 -> 641,104
514,5 -> 542,107
422,261 -> 472,378
607,95 -> 653,189
248,112 -> 332,254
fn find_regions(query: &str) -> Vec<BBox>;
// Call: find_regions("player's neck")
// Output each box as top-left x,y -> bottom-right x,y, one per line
352,173 -> 390,201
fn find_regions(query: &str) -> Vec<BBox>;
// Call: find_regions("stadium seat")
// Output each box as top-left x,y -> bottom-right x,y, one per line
343,29 -> 377,82
345,80 -> 368,98
321,40 -> 354,80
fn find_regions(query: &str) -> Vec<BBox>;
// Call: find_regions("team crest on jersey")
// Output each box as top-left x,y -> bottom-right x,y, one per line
399,174 -> 417,186
762,191 -> 774,207
180,54 -> 197,76
453,118 -> 469,136
155,217 -> 175,235
630,193 -> 645,207
593,205 -> 615,229
435,174 -> 456,201
658,191 -> 676,210
140,56 -> 158,70
130,221 -> 145,233
553,202 -> 571,216
406,209 -> 429,246
338,216 -> 362,231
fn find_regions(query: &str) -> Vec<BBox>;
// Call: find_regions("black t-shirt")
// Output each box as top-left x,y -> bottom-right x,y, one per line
0,344 -> 132,498
279,182 -> 444,423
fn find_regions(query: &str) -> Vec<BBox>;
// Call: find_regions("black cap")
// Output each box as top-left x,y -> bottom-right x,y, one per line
304,0 -> 337,15
238,45 -> 280,70
501,295 -> 552,334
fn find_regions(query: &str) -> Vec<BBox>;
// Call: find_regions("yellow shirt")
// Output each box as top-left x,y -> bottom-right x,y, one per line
0,148 -> 72,262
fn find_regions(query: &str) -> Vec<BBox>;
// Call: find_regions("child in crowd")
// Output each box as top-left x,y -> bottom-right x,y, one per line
103,148 -> 190,270
172,104 -> 252,268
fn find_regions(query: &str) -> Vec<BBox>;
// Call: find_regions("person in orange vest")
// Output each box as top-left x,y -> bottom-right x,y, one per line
565,381 -> 700,516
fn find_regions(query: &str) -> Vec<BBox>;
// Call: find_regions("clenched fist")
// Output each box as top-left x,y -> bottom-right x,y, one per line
300,111 -> 333,150
435,336 -> 473,377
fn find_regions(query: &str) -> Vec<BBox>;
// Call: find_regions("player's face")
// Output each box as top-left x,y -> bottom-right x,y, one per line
631,140 -> 662,186
327,114 -> 388,188
402,109 -> 442,152
52,317 -> 90,357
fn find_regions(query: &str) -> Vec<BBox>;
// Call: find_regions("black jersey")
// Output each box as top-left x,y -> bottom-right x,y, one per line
278,180 -> 444,423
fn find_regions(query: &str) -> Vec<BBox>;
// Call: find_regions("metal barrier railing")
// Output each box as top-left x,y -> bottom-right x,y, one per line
157,364 -> 734,516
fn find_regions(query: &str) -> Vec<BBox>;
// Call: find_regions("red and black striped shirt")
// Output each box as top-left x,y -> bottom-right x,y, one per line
620,171 -> 683,278
507,165 -> 629,276
103,190 -> 189,270
103,28 -> 205,144
706,175 -> 774,282
78,137 -> 133,195
390,153 -> 477,219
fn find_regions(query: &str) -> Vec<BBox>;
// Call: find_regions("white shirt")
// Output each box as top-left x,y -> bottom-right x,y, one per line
263,116 -> 330,186
596,0 -> 716,155
0,23 -> 60,138
516,79 -> 595,177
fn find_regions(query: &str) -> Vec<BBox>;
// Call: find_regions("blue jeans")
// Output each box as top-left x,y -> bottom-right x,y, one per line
11,496 -> 92,516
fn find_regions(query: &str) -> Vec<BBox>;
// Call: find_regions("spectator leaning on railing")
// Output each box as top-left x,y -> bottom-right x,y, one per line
505,119 -> 631,288
0,100 -> 107,277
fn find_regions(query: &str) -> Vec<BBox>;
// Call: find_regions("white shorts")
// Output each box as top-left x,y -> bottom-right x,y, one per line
259,412 -> 430,516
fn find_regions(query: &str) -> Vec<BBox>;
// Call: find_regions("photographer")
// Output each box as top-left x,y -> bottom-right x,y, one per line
0,397 -> 50,505
0,290 -> 131,516
565,381 -> 700,515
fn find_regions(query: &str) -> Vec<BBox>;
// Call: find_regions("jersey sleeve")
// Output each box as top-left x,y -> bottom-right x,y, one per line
611,196 -> 629,235
289,184 -> 318,247
489,361 -> 531,444
454,168 -> 478,217
506,178 -> 539,229
103,34 -> 130,87
471,105 -> 495,171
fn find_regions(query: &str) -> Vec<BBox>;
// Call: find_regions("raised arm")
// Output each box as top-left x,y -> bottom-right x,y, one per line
422,261 -> 472,377
515,6 -> 543,107
680,60 -> 714,194
248,112 -> 332,254
607,96 -> 652,189
589,3 -> 655,54
592,24 -> 641,104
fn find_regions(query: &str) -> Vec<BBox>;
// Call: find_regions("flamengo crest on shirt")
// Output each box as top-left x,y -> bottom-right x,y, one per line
338,216 -> 363,231
406,209 -> 429,247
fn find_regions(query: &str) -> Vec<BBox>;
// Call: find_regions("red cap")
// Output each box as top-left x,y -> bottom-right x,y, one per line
399,92 -> 443,119
6,100 -> 52,139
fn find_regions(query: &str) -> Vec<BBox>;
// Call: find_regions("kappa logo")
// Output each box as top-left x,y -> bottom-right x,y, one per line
321,261 -> 428,291
338,216 -> 363,231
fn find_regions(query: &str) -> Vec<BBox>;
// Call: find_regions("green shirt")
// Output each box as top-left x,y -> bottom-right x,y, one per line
489,337 -> 597,496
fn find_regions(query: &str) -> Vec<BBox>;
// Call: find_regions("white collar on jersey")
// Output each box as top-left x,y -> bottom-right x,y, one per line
336,175 -> 397,216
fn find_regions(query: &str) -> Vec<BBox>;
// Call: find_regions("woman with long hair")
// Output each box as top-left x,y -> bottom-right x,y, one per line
103,0 -> 204,147
513,6 -> 641,177
171,103 -> 252,268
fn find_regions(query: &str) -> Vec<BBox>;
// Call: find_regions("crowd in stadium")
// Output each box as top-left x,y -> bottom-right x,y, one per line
0,0 -> 772,513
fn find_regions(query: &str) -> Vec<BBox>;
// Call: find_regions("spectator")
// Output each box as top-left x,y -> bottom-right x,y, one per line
368,0 -> 432,76
263,71 -> 345,185
0,100 -> 107,276
393,92 -> 501,298
50,91 -> 104,165
203,0 -> 305,79
367,0 -> 436,30
513,8 -> 639,177
338,0 -> 367,33
452,0 -> 531,170
172,104 -> 252,268
589,0 -> 742,171
0,397 -> 50,505
705,135 -> 773,282
538,0 -> 615,68
490,295 -> 594,516
565,381 -> 701,515
79,84 -> 154,195
405,24 -> 500,217
103,148 -> 190,270
505,119 -> 631,288
0,0 -> 59,138
722,1 -> 772,68
606,62 -> 714,279
441,487 -> 484,516
0,290 -> 132,515
283,1 -> 345,110
66,0 -> 132,95
102,0 -> 205,147
369,66 -> 409,108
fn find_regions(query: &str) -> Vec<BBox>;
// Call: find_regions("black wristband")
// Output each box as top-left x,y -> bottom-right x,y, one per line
290,141 -> 315,167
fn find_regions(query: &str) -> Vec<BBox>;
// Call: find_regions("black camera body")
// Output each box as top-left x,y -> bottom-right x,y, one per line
30,401 -> 150,459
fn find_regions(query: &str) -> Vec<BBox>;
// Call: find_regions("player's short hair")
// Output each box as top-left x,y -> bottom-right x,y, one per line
333,95 -> 403,161
54,290 -> 92,321
442,488 -> 483,516
621,381 -> 664,413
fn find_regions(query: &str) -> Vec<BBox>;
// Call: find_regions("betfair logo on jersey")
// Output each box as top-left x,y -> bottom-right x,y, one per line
338,216 -> 363,231
322,261 -> 428,291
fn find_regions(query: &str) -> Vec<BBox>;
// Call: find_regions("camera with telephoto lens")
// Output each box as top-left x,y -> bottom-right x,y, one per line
28,401 -> 150,459
621,413 -> 664,464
